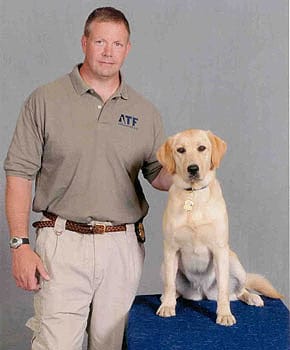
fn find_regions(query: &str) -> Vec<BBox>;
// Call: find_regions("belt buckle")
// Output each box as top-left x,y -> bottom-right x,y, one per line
92,224 -> 106,234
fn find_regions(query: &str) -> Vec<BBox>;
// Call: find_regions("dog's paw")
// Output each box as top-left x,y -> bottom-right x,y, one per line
156,304 -> 176,317
216,313 -> 236,326
248,294 -> 264,307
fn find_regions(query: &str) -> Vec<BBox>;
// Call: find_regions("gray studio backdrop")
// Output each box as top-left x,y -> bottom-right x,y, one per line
0,1 -> 288,349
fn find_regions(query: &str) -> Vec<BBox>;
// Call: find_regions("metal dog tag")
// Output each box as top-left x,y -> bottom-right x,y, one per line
184,199 -> 194,211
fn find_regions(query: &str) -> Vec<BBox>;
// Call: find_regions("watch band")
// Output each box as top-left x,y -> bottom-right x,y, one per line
19,238 -> 29,244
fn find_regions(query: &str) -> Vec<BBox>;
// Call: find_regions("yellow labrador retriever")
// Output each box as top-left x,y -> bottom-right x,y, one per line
156,129 -> 282,326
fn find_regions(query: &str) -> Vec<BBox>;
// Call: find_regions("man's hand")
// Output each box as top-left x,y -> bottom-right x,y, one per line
151,167 -> 173,191
11,245 -> 50,291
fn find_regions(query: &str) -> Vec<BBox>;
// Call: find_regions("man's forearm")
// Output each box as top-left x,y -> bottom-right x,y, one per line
6,176 -> 33,238
6,176 -> 50,290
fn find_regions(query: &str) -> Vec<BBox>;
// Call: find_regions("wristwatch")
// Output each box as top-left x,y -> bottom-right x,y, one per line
9,237 -> 30,249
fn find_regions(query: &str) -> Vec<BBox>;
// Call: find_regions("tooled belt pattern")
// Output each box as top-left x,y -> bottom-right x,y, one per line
32,212 -> 127,234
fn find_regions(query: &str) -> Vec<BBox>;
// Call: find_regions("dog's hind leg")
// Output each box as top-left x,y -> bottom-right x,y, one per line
237,289 -> 264,307
228,251 -> 263,306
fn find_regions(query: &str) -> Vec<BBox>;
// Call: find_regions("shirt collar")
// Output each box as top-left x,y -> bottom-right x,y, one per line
69,64 -> 129,100
113,74 -> 129,100
69,64 -> 90,96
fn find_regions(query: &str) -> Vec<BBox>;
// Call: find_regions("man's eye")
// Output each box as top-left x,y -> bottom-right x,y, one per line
114,42 -> 123,47
177,147 -> 186,154
198,145 -> 206,152
95,40 -> 104,46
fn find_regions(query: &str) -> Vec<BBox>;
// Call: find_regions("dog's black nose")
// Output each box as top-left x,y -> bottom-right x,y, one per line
187,164 -> 199,176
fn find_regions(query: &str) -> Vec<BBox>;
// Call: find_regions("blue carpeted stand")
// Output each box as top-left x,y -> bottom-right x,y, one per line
126,294 -> 289,350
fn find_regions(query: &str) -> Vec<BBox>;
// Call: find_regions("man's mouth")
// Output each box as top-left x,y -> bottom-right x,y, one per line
99,61 -> 114,65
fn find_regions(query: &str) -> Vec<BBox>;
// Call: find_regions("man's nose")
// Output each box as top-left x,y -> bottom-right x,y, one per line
103,44 -> 112,57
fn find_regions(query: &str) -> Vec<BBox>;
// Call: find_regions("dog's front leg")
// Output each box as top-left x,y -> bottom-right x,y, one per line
156,241 -> 178,317
214,244 -> 236,326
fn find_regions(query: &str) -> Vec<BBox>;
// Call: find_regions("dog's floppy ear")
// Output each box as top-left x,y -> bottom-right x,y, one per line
207,131 -> 227,169
156,139 -> 176,174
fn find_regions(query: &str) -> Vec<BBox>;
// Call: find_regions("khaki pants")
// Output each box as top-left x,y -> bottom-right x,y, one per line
26,217 -> 145,350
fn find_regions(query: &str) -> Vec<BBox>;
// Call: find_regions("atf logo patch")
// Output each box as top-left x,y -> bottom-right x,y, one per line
118,114 -> 139,129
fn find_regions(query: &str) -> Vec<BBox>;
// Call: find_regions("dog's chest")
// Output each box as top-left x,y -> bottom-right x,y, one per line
164,186 -> 226,243
178,192 -> 214,225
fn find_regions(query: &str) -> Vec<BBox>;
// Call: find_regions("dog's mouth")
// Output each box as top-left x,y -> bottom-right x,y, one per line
188,173 -> 200,182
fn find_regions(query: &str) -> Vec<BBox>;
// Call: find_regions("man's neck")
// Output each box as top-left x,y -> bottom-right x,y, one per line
79,65 -> 120,102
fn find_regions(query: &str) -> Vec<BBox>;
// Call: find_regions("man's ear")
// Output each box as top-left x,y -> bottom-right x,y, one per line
207,131 -> 227,169
81,35 -> 87,54
156,139 -> 176,174
125,41 -> 131,58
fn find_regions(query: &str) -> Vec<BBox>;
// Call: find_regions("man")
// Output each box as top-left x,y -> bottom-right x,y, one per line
4,7 -> 171,350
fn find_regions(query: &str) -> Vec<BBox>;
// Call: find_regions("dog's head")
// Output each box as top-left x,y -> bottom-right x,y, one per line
157,129 -> 227,186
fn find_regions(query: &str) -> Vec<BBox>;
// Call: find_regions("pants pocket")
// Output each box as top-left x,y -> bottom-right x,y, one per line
35,227 -> 60,284
128,232 -> 145,289
26,317 -> 41,345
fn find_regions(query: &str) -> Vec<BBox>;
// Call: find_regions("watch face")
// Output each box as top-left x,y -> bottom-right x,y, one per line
10,237 -> 22,249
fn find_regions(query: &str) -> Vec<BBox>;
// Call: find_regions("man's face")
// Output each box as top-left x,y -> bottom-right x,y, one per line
81,20 -> 131,80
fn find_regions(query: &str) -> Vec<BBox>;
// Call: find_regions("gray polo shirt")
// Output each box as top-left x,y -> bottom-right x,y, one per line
4,65 -> 164,224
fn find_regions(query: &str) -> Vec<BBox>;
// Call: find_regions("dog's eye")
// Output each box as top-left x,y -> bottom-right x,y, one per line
198,145 -> 206,152
177,147 -> 186,154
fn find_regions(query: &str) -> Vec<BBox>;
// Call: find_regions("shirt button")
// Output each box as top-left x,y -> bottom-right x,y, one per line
97,105 -> 102,110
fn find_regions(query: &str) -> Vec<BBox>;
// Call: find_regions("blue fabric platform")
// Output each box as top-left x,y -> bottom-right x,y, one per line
126,294 -> 289,350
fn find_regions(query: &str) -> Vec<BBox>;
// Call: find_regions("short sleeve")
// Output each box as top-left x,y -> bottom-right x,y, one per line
4,90 -> 45,180
141,111 -> 165,183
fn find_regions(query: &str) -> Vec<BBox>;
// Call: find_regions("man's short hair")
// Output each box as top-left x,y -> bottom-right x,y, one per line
84,7 -> 130,37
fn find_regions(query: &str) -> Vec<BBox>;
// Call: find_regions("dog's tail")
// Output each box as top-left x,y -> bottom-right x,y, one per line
245,273 -> 283,299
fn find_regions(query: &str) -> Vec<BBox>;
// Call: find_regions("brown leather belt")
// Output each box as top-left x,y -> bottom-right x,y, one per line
32,212 -> 127,234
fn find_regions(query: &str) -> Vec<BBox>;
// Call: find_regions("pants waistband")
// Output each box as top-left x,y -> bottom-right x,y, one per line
32,212 -> 146,242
